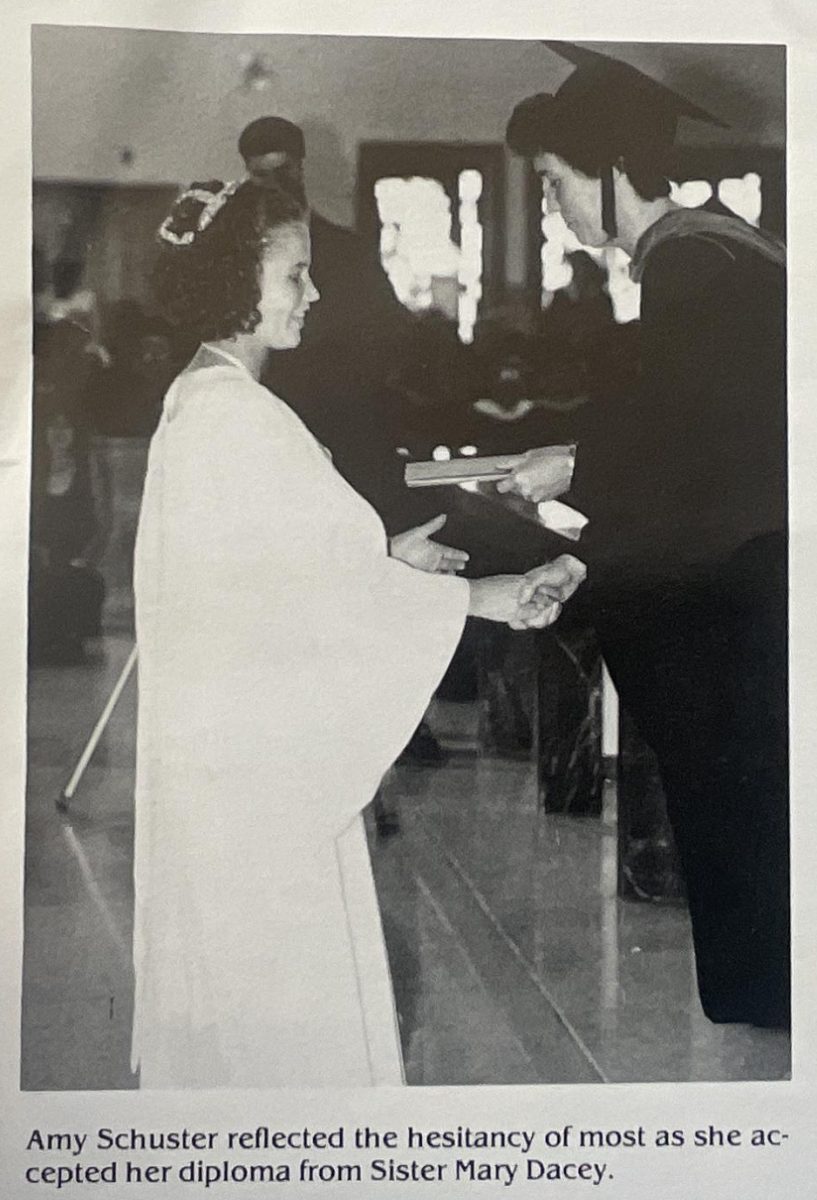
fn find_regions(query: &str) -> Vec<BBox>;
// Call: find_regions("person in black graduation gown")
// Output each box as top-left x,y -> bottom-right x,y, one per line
502,42 -> 788,1028
237,117 -> 414,525
238,120 -> 469,777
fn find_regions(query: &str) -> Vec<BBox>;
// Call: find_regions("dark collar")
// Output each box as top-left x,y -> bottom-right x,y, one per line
630,206 -> 786,282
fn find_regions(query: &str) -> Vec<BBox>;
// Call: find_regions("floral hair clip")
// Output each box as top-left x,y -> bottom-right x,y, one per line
158,179 -> 243,247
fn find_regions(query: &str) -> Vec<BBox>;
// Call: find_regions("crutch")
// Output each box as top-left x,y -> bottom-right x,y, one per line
57,644 -> 138,811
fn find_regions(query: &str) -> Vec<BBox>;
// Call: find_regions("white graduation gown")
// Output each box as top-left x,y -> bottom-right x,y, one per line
131,362 -> 468,1088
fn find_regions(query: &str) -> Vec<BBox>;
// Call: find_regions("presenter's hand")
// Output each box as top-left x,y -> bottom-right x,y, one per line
495,445 -> 576,503
506,555 -> 586,630
519,554 -> 587,609
390,515 -> 470,574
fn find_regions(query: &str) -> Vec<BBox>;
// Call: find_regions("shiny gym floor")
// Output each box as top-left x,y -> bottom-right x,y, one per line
21,635 -> 790,1090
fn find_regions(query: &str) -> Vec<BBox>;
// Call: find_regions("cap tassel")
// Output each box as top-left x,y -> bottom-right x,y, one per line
601,166 -> 617,238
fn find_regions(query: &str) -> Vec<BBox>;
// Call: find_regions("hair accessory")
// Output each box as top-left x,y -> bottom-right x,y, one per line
158,179 -> 243,246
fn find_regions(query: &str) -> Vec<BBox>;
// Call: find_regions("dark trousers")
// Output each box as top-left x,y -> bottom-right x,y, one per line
595,534 -> 789,1026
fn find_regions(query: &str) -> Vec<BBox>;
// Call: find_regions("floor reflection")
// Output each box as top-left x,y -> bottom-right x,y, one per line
371,698 -> 791,1086
21,637 -> 790,1089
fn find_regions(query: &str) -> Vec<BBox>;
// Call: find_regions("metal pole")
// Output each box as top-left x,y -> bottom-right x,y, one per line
57,645 -> 138,810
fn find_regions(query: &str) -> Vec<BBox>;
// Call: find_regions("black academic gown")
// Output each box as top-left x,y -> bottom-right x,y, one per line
262,211 -> 414,524
569,207 -> 789,1026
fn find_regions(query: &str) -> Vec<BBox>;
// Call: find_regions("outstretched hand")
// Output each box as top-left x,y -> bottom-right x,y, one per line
390,515 -> 470,575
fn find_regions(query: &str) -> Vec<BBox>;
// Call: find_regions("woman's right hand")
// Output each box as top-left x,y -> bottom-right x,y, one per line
519,554 -> 587,606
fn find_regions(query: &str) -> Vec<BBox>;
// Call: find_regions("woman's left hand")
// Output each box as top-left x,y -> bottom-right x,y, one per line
390,515 -> 470,574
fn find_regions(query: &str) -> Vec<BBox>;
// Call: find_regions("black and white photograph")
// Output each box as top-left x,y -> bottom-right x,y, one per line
18,22 -> 793,1098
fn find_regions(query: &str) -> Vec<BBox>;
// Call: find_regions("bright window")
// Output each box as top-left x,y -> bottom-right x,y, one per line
374,171 -> 484,343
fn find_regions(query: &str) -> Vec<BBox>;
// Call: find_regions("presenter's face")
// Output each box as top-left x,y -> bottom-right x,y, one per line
256,222 -> 319,350
534,151 -> 606,247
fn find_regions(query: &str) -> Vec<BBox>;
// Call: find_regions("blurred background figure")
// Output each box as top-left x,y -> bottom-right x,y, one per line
239,116 -> 452,770
101,301 -> 182,438
239,116 -> 417,527
29,314 -> 107,665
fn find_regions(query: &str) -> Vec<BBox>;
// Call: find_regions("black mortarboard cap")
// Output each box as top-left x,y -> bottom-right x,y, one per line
238,116 -> 306,164
507,42 -> 727,236
509,40 -> 726,174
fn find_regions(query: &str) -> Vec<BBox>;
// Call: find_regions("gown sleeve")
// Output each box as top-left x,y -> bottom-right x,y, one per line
138,368 -> 468,836
568,233 -> 786,583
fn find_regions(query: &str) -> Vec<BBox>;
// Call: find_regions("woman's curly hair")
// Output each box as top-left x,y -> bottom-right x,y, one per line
152,179 -> 307,343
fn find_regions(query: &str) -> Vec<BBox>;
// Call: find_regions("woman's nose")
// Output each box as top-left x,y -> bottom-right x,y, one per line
306,274 -> 320,304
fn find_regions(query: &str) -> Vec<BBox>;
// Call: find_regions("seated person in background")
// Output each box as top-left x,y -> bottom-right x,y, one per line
532,250 -> 640,410
47,259 -> 99,333
102,301 -> 183,437
29,318 -> 107,664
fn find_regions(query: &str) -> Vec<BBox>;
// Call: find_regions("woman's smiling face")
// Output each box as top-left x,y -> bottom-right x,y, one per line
254,221 -> 319,350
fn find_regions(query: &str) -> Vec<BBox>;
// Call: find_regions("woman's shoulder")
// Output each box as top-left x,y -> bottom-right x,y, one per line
168,363 -> 275,419
174,360 -> 264,395
165,364 -> 318,456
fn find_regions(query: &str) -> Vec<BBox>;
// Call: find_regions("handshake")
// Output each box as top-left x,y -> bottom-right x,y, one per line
468,554 -> 587,630
389,514 -> 586,630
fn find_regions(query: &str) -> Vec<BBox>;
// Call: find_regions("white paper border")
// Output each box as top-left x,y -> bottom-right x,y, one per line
3,2 -> 816,1196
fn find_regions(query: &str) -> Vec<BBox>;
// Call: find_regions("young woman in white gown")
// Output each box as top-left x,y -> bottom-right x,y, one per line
132,177 -> 585,1087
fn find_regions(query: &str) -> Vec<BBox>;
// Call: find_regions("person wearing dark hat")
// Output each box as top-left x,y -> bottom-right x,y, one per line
500,43 -> 788,1028
239,116 -> 457,771
238,116 -> 412,513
